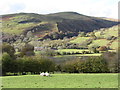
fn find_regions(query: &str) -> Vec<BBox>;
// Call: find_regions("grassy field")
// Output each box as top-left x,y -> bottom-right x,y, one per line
110,41 -> 118,49
57,49 -> 89,53
89,39 -> 110,46
95,25 -> 118,38
2,74 -> 118,88
70,37 -> 90,44
55,54 -> 101,57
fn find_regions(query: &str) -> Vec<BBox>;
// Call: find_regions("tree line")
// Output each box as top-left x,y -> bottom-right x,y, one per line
1,43 -> 119,76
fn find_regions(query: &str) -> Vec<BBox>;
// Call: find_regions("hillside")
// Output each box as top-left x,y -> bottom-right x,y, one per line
70,25 -> 118,50
2,12 -> 118,41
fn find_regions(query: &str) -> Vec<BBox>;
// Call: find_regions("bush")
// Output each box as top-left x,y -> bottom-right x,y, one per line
82,57 -> 109,73
62,60 -> 79,73
62,52 -> 67,55
20,43 -> 35,57
41,49 -> 57,56
2,53 -> 15,75
2,55 -> 55,75
88,44 -> 100,53
102,52 -> 118,73
2,43 -> 15,58
106,35 -> 114,40
61,56 -> 109,73
82,51 -> 90,54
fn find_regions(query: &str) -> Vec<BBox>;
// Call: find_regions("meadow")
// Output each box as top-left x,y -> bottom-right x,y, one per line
56,49 -> 89,53
70,37 -> 90,44
2,74 -> 118,88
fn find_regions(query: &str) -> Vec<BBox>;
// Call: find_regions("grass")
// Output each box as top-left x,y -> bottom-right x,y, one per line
70,37 -> 90,44
110,41 -> 118,49
89,39 -> 110,46
57,49 -> 89,53
55,53 -> 101,57
2,21 -> 37,35
95,25 -> 118,38
2,15 -> 57,35
2,74 -> 118,88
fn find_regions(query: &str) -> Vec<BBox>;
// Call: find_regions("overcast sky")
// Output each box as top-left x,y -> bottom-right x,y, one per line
0,0 -> 119,19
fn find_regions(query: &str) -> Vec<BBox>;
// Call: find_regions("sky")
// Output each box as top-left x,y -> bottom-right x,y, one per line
0,0 -> 119,19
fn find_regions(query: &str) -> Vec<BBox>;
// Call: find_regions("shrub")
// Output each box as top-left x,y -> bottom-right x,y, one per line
42,49 -> 57,56
106,35 -> 114,40
62,60 -> 78,73
2,43 -> 15,58
82,51 -> 90,54
55,64 -> 62,72
2,55 -> 55,75
62,52 -> 67,55
2,53 -> 15,75
102,52 -> 118,73
61,56 -> 109,73
82,57 -> 109,73
20,43 -> 35,57
88,44 -> 100,53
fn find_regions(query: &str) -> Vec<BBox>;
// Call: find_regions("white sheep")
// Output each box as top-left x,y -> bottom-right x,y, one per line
45,72 -> 50,76
40,72 -> 50,76
40,72 -> 45,76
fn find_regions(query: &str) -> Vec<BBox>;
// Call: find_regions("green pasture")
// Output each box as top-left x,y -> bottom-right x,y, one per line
95,26 -> 118,38
89,39 -> 110,46
70,37 -> 90,44
110,41 -> 118,49
2,74 -> 118,88
57,49 -> 89,53
55,53 -> 101,57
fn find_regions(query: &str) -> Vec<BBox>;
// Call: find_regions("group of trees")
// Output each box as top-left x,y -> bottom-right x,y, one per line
61,57 -> 108,73
1,43 -> 119,76
2,51 -> 118,76
2,54 -> 55,75
56,52 -> 118,73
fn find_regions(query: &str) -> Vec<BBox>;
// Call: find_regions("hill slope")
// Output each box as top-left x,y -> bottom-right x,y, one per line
2,12 -> 119,40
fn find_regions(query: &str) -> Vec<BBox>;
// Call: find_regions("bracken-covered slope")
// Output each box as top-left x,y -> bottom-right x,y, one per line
2,12 -> 119,39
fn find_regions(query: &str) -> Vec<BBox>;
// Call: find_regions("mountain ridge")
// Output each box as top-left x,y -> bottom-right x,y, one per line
2,12 -> 119,41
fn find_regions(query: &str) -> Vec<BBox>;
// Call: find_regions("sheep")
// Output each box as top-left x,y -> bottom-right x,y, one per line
40,72 -> 51,77
45,72 -> 50,77
40,72 -> 45,76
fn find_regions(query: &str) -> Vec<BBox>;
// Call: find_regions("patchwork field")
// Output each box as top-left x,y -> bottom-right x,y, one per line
2,74 -> 118,88
89,39 -> 110,46
70,37 -> 90,44
57,49 -> 89,53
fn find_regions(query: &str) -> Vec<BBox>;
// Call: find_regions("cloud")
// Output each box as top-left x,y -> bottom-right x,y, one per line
0,0 -> 119,19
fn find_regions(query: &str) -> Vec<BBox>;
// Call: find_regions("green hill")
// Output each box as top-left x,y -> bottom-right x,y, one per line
2,12 -> 119,42
2,12 -> 118,34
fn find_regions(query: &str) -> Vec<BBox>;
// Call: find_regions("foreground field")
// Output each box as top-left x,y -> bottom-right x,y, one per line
2,74 -> 118,88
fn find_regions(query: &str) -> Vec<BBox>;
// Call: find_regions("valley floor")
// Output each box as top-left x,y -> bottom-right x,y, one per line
1,73 -> 118,88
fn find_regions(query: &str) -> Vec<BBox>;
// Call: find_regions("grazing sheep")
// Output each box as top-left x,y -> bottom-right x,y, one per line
40,72 -> 51,77
45,72 -> 50,76
40,72 -> 45,76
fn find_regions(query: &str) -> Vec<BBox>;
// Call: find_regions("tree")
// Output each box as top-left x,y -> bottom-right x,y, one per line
82,57 -> 109,73
106,35 -> 114,40
20,43 -> 35,57
88,44 -> 99,53
2,43 -> 15,58
2,53 -> 14,75
40,49 -> 57,56
102,52 -> 118,73
78,32 -> 86,37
